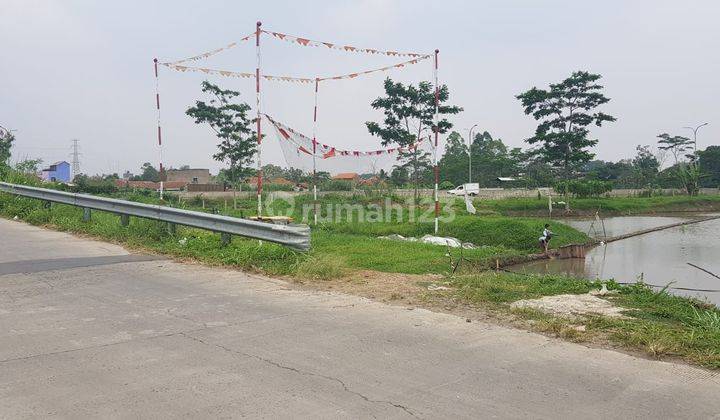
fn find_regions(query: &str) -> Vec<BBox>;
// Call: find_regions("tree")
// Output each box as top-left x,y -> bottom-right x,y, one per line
0,127 -> 15,177
131,162 -> 159,181
698,146 -> 720,187
14,158 -> 43,174
516,71 -> 616,178
261,164 -> 285,180
471,131 -> 522,186
657,133 -> 699,194
438,131 -> 469,186
186,81 -> 257,185
657,133 -> 693,164
631,145 -> 660,187
366,78 -> 462,200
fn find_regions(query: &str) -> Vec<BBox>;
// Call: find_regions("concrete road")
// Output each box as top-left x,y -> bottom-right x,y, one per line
1,218 -> 719,419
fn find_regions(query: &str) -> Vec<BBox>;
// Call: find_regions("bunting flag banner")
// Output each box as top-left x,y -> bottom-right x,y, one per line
162,63 -> 315,83
262,30 -> 428,58
163,32 -> 256,65
317,56 -> 430,81
162,54 -> 428,84
265,114 -> 425,159
162,63 -> 256,79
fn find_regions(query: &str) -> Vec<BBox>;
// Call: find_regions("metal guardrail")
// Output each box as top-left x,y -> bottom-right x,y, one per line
0,182 -> 310,251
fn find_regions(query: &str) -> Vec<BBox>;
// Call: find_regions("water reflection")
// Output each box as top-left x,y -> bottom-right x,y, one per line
515,215 -> 720,305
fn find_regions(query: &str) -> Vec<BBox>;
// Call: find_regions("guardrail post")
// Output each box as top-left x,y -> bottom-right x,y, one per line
120,214 -> 130,227
220,233 -> 231,247
82,208 -> 91,222
167,222 -> 177,236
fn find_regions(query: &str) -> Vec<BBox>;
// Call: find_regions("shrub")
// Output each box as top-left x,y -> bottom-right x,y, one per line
440,181 -> 455,189
554,180 -> 612,198
264,183 -> 295,192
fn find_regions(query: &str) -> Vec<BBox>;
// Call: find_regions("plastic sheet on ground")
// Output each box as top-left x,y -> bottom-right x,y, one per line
378,234 -> 477,249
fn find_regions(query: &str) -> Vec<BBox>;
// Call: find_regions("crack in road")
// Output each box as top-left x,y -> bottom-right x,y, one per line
179,332 -> 420,419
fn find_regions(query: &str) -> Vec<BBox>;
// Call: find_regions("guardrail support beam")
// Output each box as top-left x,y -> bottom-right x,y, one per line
220,233 -> 231,247
82,208 -> 91,222
0,182 -> 310,251
167,222 -> 177,236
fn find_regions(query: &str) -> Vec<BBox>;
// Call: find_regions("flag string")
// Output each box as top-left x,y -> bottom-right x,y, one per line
161,55 -> 429,84
261,29 -> 427,58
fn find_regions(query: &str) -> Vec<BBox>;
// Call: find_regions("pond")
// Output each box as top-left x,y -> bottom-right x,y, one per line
513,214 -> 720,306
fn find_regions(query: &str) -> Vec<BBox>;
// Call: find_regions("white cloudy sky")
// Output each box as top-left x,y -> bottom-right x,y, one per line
2,0 -> 718,175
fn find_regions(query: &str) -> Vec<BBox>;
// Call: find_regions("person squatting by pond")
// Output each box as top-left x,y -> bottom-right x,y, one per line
539,223 -> 554,253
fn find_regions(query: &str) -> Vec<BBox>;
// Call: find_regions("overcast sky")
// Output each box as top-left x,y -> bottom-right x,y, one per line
2,0 -> 718,175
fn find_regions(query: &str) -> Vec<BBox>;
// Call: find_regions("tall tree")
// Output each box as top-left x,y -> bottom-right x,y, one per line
698,145 -> 720,188
131,162 -> 160,182
186,81 -> 257,185
657,133 -> 700,194
516,71 -> 616,177
631,145 -> 660,187
438,131 -> 469,186
366,78 -> 462,200
657,133 -> 693,164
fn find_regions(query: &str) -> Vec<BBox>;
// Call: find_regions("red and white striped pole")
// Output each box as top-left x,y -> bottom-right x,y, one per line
433,49 -> 440,234
255,21 -> 263,216
312,78 -> 319,225
153,58 -> 164,200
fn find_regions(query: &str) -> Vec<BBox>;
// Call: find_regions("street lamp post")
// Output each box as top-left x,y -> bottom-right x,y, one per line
467,124 -> 478,184
683,122 -> 709,154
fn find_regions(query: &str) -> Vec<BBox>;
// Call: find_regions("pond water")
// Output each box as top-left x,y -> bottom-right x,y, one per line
513,214 -> 720,306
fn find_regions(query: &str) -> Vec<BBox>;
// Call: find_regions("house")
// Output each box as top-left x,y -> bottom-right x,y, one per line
40,161 -> 71,183
166,168 -> 211,184
358,176 -> 384,187
332,172 -> 359,182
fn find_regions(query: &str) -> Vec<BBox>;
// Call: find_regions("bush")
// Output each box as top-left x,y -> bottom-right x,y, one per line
554,180 -> 612,198
263,183 -> 295,192
439,181 -> 455,189
320,180 -> 352,191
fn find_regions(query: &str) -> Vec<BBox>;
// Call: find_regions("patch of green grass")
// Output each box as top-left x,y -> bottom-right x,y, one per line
312,231 -> 521,275
450,271 -> 720,368
295,254 -> 349,281
451,271 -> 599,303
474,194 -> 720,215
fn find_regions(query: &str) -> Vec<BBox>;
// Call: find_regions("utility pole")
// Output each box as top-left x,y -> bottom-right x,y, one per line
70,139 -> 81,179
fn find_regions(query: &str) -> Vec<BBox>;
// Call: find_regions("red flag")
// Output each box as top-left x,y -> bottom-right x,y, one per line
323,148 -> 336,159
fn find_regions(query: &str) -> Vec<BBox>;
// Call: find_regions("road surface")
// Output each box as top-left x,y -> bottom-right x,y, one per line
1,218 -> 718,418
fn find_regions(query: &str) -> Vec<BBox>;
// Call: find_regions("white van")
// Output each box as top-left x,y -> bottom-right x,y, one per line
447,183 -> 480,196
